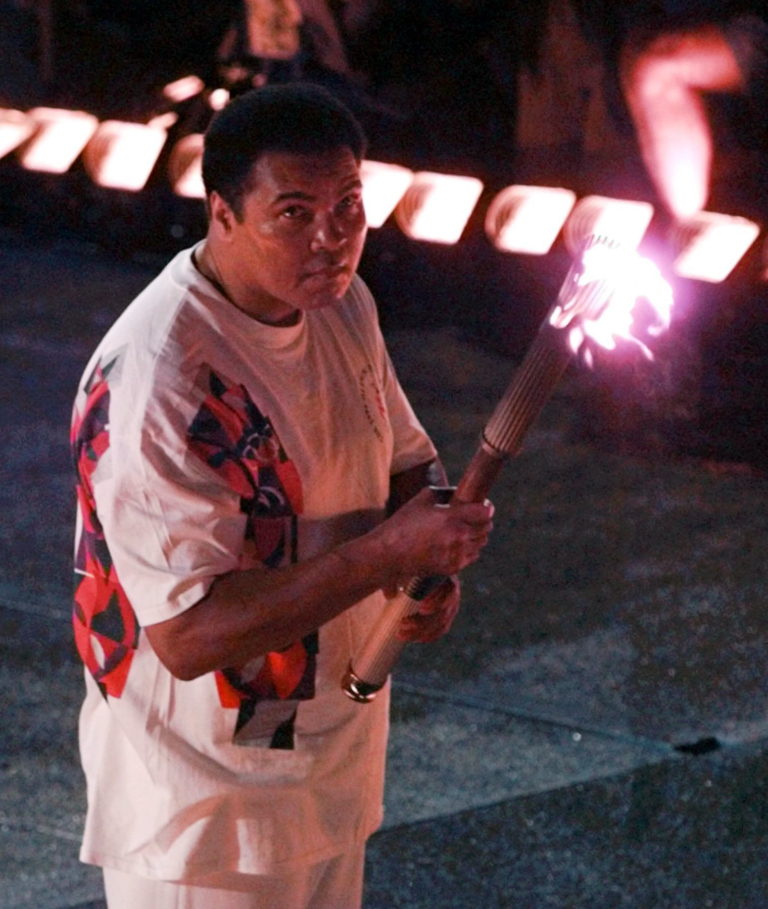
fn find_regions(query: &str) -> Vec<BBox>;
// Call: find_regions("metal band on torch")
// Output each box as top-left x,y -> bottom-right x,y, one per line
341,586 -> 426,703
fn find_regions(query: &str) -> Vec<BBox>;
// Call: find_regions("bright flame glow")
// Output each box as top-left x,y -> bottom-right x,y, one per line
550,238 -> 674,364
485,185 -> 576,255
395,172 -> 483,245
19,108 -> 99,173
0,108 -> 35,159
564,196 -> 654,258
168,133 -> 205,198
672,211 -> 760,283
360,160 -> 413,228
82,120 -> 168,191
162,75 -> 205,103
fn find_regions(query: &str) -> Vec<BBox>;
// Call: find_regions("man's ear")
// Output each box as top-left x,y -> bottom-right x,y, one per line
208,191 -> 236,238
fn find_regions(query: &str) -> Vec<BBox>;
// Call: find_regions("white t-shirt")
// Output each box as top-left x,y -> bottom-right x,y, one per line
71,245 -> 436,880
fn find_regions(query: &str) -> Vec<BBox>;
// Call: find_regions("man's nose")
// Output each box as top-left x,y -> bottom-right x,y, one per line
310,214 -> 347,252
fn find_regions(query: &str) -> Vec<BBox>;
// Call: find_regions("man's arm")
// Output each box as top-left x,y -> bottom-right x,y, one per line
144,471 -> 492,681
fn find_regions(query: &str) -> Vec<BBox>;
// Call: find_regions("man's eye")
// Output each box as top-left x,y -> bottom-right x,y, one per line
339,195 -> 362,213
281,205 -> 309,220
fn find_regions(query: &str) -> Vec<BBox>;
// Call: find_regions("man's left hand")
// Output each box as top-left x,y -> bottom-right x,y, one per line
395,576 -> 460,644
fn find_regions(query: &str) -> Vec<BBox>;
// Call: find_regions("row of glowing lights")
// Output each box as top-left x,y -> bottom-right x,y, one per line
0,79 -> 760,284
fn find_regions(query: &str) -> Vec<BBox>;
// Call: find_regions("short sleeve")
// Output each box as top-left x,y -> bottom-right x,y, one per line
73,348 -> 248,629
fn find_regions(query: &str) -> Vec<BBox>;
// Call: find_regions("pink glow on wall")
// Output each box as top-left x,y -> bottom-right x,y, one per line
19,108 -> 99,173
168,133 -> 205,198
162,75 -> 205,104
485,185 -> 576,255
395,172 -> 483,245
359,160 -> 414,228
0,109 -> 36,160
83,120 -> 169,191
564,195 -> 654,257
672,211 -> 760,283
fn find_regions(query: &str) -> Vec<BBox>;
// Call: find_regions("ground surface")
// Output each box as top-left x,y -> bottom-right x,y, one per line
2,232 -> 768,907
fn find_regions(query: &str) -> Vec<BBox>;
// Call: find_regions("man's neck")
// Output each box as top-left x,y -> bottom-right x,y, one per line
193,240 -> 300,327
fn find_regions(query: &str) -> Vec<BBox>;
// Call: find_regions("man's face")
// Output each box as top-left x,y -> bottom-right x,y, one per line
213,146 -> 367,325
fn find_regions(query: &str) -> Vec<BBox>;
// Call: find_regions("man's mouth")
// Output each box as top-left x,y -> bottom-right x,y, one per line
303,263 -> 349,283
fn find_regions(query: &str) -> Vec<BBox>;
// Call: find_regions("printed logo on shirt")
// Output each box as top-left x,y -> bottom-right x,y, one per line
71,354 -> 139,700
188,366 -> 315,745
357,362 -> 387,443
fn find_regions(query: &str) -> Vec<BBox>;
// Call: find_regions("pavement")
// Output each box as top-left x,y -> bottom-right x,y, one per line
2,221 -> 768,909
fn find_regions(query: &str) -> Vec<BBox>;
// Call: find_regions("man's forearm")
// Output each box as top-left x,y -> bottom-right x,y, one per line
145,460 -> 489,682
152,459 -> 446,679
145,528 -> 397,681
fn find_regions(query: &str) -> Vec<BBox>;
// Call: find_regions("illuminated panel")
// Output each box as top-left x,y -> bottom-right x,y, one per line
0,109 -> 36,159
162,75 -> 205,103
671,211 -> 760,283
359,160 -> 413,228
395,172 -> 483,245
208,89 -> 231,111
19,108 -> 99,173
168,133 -> 205,199
564,195 -> 654,255
148,113 -> 178,131
82,120 -> 169,191
485,185 -> 576,255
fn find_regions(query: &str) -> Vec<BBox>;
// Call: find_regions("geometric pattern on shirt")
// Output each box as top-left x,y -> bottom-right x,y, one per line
71,355 -> 139,700
188,366 -> 315,745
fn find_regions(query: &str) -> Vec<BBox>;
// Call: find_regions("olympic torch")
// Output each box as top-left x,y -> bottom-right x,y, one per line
341,227 -> 674,703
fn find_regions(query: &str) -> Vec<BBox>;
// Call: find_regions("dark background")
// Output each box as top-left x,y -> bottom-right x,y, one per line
3,0 -> 768,469
4,4 -> 768,907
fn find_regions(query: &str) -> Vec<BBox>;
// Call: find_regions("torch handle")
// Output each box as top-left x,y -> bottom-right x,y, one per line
340,448 -> 508,703
341,486 -> 456,702
340,573 -> 448,702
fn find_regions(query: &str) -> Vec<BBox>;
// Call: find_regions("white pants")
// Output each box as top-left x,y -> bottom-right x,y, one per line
102,849 -> 366,909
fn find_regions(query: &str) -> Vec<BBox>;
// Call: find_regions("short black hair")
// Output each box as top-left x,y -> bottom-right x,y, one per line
202,82 -> 367,217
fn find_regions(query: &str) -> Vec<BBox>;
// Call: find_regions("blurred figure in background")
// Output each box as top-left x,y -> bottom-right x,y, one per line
216,0 -> 304,87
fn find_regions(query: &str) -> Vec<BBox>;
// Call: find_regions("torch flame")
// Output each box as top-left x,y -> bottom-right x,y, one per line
549,236 -> 673,365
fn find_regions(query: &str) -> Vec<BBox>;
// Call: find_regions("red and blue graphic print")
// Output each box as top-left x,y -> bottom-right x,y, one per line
188,368 -> 313,743
71,357 -> 139,699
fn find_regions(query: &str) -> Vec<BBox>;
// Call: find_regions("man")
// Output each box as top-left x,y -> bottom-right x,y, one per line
619,4 -> 768,219
71,83 -> 493,907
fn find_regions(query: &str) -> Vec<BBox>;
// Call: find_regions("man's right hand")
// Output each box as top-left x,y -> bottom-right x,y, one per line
370,486 -> 494,589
